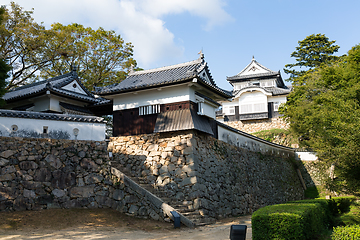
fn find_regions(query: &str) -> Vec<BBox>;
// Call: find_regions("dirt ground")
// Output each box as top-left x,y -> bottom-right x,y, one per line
0,208 -> 252,239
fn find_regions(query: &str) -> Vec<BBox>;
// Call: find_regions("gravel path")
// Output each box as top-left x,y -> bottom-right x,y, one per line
0,215 -> 252,240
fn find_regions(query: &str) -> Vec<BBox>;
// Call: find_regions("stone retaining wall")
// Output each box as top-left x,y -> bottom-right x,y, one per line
0,132 -> 305,223
299,160 -> 324,187
0,137 -> 110,211
0,137 -> 173,223
223,117 -> 289,133
109,130 -> 304,219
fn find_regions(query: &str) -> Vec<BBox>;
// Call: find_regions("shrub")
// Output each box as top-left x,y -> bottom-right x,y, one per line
252,203 -> 327,240
289,197 -> 357,226
304,186 -> 320,199
332,197 -> 356,215
331,225 -> 360,240
289,198 -> 335,227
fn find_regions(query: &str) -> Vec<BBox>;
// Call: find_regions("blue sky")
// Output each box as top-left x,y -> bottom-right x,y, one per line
2,0 -> 360,90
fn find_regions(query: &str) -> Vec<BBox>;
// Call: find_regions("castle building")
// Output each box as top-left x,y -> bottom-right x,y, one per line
94,53 -> 232,137
217,57 -> 291,125
0,69 -> 109,140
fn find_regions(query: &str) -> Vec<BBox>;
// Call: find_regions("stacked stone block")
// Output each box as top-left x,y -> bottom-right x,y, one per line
109,130 -> 304,221
0,137 -> 168,222
224,117 -> 289,133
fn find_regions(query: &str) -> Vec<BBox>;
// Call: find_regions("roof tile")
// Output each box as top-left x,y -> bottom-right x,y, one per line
0,109 -> 106,123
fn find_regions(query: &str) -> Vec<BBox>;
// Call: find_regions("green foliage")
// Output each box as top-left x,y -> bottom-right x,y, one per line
339,201 -> 360,226
0,2 -> 59,89
253,197 -> 358,239
0,7 -> 11,105
39,22 -> 138,90
284,33 -> 340,84
305,186 -> 320,199
252,203 -> 327,240
333,197 -> 357,215
281,44 -> 360,195
1,2 -> 138,90
290,198 -> 336,227
252,128 -> 297,147
331,225 -> 360,240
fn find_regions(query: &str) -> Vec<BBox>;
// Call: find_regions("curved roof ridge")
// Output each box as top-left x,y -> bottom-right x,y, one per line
232,85 -> 291,97
227,71 -> 280,81
129,58 -> 202,76
234,57 -> 276,77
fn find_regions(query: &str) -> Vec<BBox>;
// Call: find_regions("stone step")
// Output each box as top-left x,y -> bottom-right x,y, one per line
188,217 -> 216,226
110,163 -> 215,227
181,211 -> 202,218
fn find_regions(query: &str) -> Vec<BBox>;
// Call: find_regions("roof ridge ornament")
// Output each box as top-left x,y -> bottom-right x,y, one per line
129,64 -> 134,74
198,50 -> 204,62
71,64 -> 77,72
71,64 -> 79,78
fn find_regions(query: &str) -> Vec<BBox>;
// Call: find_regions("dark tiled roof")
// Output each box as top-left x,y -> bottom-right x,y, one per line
59,102 -> 93,114
227,71 -> 280,81
154,109 -> 213,135
48,87 -> 99,103
195,92 -> 220,106
3,70 -> 99,103
0,109 -> 106,123
94,57 -> 232,98
232,86 -> 291,97
264,86 -> 292,95
91,98 -> 112,106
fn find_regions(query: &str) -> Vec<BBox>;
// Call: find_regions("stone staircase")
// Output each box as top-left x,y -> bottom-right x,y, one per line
110,161 -> 215,226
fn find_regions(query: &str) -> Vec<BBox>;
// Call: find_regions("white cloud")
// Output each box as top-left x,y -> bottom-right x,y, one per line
1,0 -> 232,68
137,0 -> 233,31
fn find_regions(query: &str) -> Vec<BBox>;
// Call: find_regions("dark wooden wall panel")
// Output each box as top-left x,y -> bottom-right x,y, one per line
113,101 -> 197,136
113,108 -> 157,136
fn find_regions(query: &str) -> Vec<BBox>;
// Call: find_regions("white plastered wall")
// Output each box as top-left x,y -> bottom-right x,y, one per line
62,80 -> 88,95
268,95 -> 287,104
0,117 -> 106,141
112,85 -> 193,111
238,91 -> 268,114
218,124 -> 294,157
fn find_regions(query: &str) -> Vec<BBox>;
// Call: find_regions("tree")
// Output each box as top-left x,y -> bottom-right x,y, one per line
281,44 -> 360,195
0,6 -> 11,106
284,34 -> 340,85
1,2 -> 138,90
0,58 -> 10,106
0,2 -> 61,89
39,23 -> 137,90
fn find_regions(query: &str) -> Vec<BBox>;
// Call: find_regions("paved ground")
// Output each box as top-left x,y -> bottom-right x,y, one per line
0,209 -> 252,240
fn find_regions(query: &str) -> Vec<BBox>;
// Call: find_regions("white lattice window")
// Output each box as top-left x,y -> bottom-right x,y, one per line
139,104 -> 161,115
241,103 -> 266,114
254,103 -> 266,112
240,104 -> 252,114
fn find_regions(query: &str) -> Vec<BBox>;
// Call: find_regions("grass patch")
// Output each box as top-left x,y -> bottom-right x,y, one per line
338,201 -> 360,226
252,128 -> 298,147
